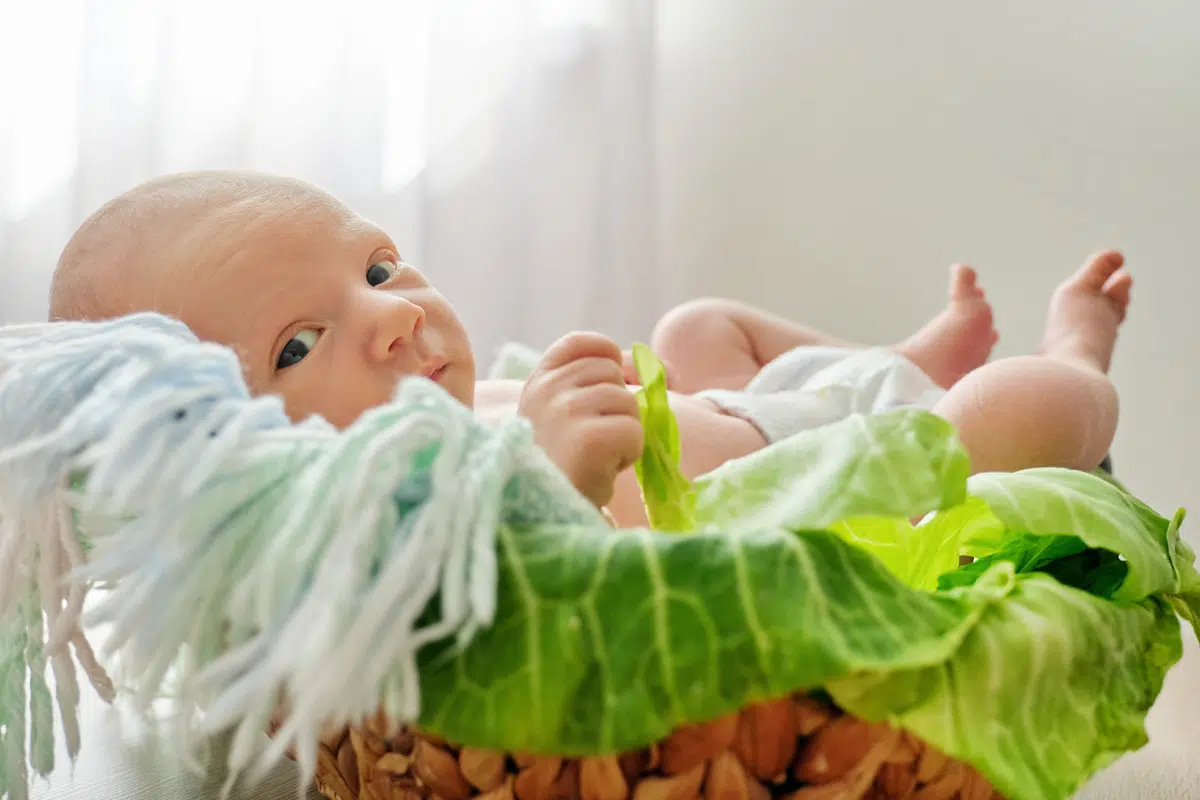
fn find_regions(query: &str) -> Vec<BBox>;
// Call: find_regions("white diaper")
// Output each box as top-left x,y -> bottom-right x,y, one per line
696,346 -> 946,444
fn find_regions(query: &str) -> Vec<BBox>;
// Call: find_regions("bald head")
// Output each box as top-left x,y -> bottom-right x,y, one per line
48,170 -> 345,321
46,169 -> 476,425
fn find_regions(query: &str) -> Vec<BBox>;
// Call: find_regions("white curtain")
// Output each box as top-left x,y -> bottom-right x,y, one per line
0,0 -> 662,366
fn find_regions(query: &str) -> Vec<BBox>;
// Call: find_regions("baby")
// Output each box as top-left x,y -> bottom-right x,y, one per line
47,171 -> 1130,527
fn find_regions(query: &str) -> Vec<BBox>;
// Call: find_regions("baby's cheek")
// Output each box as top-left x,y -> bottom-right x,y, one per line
267,374 -> 385,429
441,367 -> 477,409
324,383 -> 398,429
242,371 -> 312,425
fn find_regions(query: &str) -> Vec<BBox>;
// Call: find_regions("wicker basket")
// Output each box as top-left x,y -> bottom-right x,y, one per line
294,692 -> 1003,800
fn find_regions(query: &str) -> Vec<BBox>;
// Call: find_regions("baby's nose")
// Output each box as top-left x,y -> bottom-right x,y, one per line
369,297 -> 425,361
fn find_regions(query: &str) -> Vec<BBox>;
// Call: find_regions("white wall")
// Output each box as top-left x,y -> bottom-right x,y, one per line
656,3 -> 1200,795
657,0 -> 1200,517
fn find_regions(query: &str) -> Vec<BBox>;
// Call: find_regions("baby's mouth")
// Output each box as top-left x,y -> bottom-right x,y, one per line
423,359 -> 448,383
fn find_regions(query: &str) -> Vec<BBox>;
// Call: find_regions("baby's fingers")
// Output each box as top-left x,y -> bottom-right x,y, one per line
588,414 -> 646,478
539,331 -> 623,372
556,356 -> 627,391
560,382 -> 639,420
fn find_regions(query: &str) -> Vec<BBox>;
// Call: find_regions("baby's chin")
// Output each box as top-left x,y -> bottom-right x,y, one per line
434,363 -> 476,408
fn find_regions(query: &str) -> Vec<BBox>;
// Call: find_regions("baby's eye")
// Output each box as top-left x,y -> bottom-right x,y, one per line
365,261 -> 396,287
276,329 -> 320,370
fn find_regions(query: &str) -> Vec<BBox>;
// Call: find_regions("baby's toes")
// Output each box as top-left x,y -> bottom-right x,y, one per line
949,264 -> 982,299
1069,250 -> 1126,292
1102,270 -> 1133,318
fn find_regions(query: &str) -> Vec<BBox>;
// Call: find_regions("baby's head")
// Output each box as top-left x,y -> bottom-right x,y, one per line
50,170 -> 475,427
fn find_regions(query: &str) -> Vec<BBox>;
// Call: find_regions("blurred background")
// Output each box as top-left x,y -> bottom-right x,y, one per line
2,1 -> 1198,797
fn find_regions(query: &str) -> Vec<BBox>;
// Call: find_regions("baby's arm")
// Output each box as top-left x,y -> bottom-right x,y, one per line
645,298 -> 861,394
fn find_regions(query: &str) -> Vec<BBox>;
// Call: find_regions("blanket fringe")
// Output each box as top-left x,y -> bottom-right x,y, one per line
0,313 -> 599,800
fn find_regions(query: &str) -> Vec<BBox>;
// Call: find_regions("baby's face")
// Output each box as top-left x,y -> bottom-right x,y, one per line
160,200 -> 475,427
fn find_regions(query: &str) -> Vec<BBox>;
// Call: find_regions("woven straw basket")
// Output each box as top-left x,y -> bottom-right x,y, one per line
293,692 -> 1003,800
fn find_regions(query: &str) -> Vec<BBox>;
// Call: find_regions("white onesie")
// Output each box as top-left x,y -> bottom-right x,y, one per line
695,346 -> 946,444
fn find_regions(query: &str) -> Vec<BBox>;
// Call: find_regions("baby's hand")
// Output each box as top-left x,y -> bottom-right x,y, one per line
519,332 -> 645,509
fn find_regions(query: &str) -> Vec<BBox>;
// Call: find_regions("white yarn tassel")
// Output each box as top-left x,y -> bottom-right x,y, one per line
0,312 -> 601,800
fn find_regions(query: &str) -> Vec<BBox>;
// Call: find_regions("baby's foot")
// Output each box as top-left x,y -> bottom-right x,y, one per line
1039,250 -> 1131,374
896,264 -> 999,389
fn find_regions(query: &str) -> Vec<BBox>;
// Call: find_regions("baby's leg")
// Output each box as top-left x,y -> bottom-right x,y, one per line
894,265 -> 999,389
647,298 -> 862,394
650,265 -> 998,395
931,251 -> 1130,474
